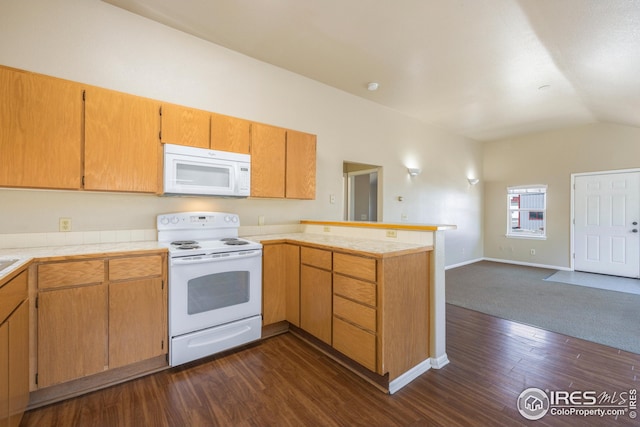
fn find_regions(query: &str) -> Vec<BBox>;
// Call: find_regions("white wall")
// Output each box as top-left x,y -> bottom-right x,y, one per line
483,122 -> 640,269
0,0 -> 482,266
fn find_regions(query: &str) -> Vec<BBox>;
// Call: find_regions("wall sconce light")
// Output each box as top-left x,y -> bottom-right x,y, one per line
468,178 -> 480,185
408,168 -> 421,177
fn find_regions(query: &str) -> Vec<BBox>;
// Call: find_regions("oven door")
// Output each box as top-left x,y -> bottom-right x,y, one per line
169,249 -> 262,338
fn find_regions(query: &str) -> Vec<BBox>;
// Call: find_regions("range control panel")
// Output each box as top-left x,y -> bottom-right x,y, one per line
157,212 -> 240,230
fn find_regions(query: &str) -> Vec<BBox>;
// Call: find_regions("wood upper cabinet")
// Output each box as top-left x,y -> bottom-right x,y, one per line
0,66 -> 83,190
211,113 -> 251,154
160,103 -> 210,149
285,130 -> 316,199
84,86 -> 160,193
250,124 -> 317,199
250,123 -> 286,198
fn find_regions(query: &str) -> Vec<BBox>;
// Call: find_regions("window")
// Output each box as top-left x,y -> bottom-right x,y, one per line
507,185 -> 547,239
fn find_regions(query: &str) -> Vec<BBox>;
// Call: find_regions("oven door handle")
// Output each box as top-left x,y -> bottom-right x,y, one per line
171,250 -> 262,265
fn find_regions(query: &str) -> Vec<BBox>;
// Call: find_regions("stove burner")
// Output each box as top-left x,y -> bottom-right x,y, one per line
223,239 -> 250,246
171,240 -> 198,246
175,243 -> 201,250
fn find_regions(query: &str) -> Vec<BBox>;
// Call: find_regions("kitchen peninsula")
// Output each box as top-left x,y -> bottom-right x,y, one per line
250,219 -> 454,393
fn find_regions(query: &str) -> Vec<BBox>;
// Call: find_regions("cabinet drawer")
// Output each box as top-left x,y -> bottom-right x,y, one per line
109,255 -> 163,281
333,295 -> 376,332
300,246 -> 332,270
333,317 -> 376,371
333,274 -> 376,306
38,260 -> 104,289
0,270 -> 27,323
333,253 -> 376,282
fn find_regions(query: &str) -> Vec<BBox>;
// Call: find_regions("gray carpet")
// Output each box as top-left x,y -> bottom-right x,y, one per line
446,261 -> 640,354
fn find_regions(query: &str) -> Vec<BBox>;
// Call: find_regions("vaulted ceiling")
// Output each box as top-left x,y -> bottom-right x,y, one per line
104,0 -> 640,141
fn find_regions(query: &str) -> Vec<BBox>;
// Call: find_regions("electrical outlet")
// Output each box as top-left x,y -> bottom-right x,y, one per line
59,217 -> 72,232
323,226 -> 330,232
386,230 -> 397,238
258,216 -> 265,226
530,249 -> 536,255
329,194 -> 336,204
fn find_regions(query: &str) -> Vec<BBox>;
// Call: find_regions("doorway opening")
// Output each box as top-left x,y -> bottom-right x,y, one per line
343,162 -> 382,222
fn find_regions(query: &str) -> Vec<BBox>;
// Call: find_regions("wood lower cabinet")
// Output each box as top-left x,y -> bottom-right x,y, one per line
35,252 -> 167,390
84,86 -> 160,193
332,253 -> 378,372
0,270 -> 30,427
262,240 -> 431,382
0,66 -> 83,190
299,247 -> 332,344
108,255 -> 166,369
0,322 -> 7,427
262,244 -> 300,326
37,283 -> 108,388
300,265 -> 332,344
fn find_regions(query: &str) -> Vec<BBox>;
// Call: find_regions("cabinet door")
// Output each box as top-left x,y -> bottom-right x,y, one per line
300,265 -> 332,344
262,244 -> 287,326
37,284 -> 108,388
284,245 -> 301,326
286,130 -> 316,199
211,113 -> 251,154
0,66 -> 83,190
262,244 -> 300,326
250,123 -> 286,198
7,301 -> 28,427
160,103 -> 210,149
109,278 -> 166,369
0,322 -> 8,427
84,87 -> 160,193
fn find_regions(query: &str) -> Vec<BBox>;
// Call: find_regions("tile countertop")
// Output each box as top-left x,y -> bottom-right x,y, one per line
244,233 -> 433,258
0,241 -> 166,282
299,219 -> 457,231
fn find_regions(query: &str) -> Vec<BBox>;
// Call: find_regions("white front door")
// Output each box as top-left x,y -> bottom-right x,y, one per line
574,171 -> 640,278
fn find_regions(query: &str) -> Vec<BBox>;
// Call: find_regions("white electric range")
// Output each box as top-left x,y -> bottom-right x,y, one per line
157,212 -> 263,366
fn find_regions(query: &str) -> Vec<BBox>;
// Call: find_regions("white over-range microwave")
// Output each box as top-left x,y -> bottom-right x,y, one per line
163,143 -> 251,197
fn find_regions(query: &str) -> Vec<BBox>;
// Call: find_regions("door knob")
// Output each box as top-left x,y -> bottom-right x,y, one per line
633,221 -> 638,225
633,229 -> 638,233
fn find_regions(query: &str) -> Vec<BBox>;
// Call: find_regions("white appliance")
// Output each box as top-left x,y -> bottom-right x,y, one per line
163,143 -> 251,197
157,212 -> 262,367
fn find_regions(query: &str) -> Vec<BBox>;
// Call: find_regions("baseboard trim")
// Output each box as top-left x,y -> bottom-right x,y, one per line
430,353 -> 450,369
475,257 -> 571,271
445,258 -> 484,270
388,359 -> 432,394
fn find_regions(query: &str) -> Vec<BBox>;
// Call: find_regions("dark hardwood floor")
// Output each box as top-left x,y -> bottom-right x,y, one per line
21,305 -> 639,426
